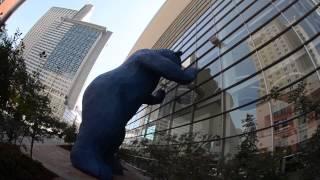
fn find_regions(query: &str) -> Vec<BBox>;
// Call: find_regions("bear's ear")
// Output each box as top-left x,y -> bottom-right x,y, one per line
174,51 -> 183,57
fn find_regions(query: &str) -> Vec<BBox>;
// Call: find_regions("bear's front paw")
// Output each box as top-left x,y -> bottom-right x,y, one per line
184,67 -> 198,83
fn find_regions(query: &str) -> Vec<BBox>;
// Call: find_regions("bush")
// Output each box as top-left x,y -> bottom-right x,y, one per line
0,143 -> 57,180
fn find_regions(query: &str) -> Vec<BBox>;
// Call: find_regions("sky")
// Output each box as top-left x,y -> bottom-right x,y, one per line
6,0 -> 165,109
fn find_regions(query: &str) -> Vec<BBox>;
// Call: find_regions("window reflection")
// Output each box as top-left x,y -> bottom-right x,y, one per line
193,116 -> 223,154
241,1 -> 270,22
224,100 -> 273,156
281,0 -> 316,24
170,125 -> 190,140
271,73 -> 320,151
197,44 -> 219,68
225,74 -> 266,112
306,36 -> 320,67
265,48 -> 315,90
293,11 -> 320,43
247,4 -> 278,32
223,54 -> 260,88
124,0 -> 320,159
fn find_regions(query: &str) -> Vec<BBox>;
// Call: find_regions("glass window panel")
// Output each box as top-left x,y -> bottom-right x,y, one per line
257,29 -> 303,68
221,38 -> 254,69
196,42 -> 218,66
224,128 -> 273,157
158,103 -> 173,119
224,98 -> 272,148
195,73 -> 222,101
192,116 -> 223,155
182,54 -> 195,68
256,107 -> 273,152
149,104 -> 160,122
247,4 -> 278,33
220,24 -> 249,52
194,93 -> 222,121
281,0 -> 316,23
125,127 -> 144,140
250,15 -> 288,48
213,0 -> 231,17
145,122 -> 156,140
197,23 -> 216,48
154,117 -> 170,132
215,0 -> 234,22
197,58 -> 221,80
171,38 -> 184,51
135,106 -> 150,120
293,11 -> 320,43
154,130 -> 170,145
172,107 -> 192,129
181,43 -> 197,61
126,118 -> 140,131
181,35 -> 197,55
224,135 -> 241,157
223,54 -> 261,88
306,36 -> 320,67
265,48 -> 316,90
271,73 -> 320,151
170,125 -> 190,140
175,86 -> 195,111
236,0 -> 255,13
216,14 -> 243,40
241,1 -> 270,22
197,8 -> 215,39
225,74 -> 267,111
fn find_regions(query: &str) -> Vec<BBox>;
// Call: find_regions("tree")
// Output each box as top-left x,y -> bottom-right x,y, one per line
0,27 -> 67,157
220,114 -> 286,180
0,28 -> 29,144
123,133 -> 217,180
64,120 -> 77,144
120,82 -> 320,179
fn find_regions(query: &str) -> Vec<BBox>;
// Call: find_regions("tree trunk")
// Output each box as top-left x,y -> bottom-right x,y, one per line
18,129 -> 27,148
30,133 -> 35,158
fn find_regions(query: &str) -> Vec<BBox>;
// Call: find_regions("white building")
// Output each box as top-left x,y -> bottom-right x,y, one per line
22,4 -> 112,120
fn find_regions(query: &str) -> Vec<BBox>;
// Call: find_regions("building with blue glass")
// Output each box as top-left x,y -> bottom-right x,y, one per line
23,4 -> 112,120
124,0 -> 320,160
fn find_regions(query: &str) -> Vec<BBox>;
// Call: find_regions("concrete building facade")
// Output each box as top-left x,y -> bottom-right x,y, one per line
22,4 -> 112,120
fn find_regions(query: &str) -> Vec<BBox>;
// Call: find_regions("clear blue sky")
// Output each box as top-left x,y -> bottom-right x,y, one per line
7,0 -> 165,109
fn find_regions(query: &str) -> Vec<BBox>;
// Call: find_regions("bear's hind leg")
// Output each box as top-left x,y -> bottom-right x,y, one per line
71,149 -> 112,180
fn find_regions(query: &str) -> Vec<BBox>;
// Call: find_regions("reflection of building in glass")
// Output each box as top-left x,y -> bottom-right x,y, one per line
23,4 -> 112,120
124,0 -> 320,160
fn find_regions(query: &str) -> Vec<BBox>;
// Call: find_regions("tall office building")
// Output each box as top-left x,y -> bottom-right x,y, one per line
0,0 -> 25,25
23,4 -> 112,119
124,0 -> 320,161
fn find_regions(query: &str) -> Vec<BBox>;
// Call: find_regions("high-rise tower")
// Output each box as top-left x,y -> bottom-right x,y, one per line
23,4 -> 112,119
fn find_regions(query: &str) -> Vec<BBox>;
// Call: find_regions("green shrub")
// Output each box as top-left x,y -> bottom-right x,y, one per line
0,143 -> 57,180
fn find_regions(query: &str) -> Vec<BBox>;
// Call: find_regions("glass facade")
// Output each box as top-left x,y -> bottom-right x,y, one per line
44,24 -> 100,79
124,0 -> 320,158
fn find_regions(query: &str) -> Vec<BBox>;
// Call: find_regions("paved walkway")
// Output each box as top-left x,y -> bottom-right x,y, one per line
23,145 -> 149,180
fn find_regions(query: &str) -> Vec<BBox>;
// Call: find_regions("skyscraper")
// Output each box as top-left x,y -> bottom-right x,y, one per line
22,4 -> 112,119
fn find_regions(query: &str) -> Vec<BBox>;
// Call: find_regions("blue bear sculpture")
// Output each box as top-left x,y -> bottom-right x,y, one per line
70,49 -> 198,180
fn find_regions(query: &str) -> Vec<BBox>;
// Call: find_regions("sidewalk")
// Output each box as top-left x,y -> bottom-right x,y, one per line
25,144 -> 149,180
